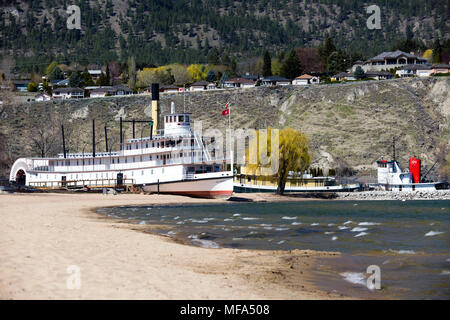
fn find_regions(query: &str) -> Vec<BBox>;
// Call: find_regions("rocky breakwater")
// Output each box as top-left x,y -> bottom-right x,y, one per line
338,190 -> 450,201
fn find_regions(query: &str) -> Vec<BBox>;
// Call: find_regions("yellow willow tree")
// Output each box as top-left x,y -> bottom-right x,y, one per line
245,127 -> 311,195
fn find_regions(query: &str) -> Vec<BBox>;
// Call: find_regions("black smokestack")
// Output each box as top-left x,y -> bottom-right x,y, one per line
61,125 -> 66,158
104,126 -> 108,153
92,119 -> 96,158
152,83 -> 159,101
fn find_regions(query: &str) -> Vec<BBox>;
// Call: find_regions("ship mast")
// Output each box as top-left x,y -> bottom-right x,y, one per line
392,137 -> 396,162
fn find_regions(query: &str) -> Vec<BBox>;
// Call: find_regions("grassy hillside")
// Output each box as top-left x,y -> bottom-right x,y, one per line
1,77 -> 449,180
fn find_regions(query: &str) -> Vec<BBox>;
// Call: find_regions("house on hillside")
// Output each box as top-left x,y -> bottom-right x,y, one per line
160,85 -> 179,93
88,70 -> 103,80
395,65 -> 432,78
431,64 -> 450,75
89,87 -> 113,98
261,76 -> 291,86
52,87 -> 84,99
350,60 -> 365,73
35,93 -> 51,101
49,79 -> 69,87
358,50 -> 428,72
207,83 -> 216,90
88,85 -> 132,97
331,72 -> 356,81
292,74 -> 320,85
12,80 -> 31,92
190,81 -> 215,91
113,85 -> 133,96
364,71 -> 394,80
240,73 -> 259,81
224,78 -> 256,88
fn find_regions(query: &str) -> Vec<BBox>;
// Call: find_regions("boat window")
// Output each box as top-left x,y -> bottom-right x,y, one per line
179,115 -> 184,122
186,115 -> 190,122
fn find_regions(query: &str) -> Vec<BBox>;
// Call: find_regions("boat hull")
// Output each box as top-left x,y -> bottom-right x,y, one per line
233,183 -> 360,193
143,176 -> 233,198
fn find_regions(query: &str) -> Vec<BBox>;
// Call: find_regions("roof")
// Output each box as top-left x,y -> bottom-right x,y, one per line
225,78 -> 255,84
12,80 -> 31,85
432,64 -> 450,69
239,74 -> 259,80
368,50 -> 420,61
56,79 -> 69,85
191,81 -> 210,86
365,71 -> 393,76
333,72 -> 353,78
295,74 -> 314,79
113,85 -> 132,91
262,76 -> 290,81
88,70 -> 103,75
401,65 -> 432,71
90,87 -> 115,93
35,93 -> 50,98
53,87 -> 84,93
160,84 -> 179,90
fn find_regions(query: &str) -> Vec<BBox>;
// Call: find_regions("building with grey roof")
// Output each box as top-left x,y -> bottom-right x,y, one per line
357,50 -> 428,72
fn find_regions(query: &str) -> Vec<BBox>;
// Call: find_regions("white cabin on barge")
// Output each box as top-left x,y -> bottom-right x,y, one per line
375,158 -> 443,192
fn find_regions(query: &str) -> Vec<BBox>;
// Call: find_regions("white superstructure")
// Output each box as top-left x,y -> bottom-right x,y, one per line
9,101 -> 233,198
376,159 -> 441,192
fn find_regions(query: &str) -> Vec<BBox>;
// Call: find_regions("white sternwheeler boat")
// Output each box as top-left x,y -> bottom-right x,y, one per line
9,84 -> 233,198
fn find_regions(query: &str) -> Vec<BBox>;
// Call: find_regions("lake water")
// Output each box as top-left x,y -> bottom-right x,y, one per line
98,200 -> 450,299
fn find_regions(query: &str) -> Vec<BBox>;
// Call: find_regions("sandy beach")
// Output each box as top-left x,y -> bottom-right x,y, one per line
0,192 -> 345,300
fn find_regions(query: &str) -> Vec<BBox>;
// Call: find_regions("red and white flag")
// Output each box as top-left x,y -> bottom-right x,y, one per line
222,101 -> 230,115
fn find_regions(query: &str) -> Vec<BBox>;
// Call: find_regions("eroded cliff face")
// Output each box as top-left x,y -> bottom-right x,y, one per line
1,77 -> 449,178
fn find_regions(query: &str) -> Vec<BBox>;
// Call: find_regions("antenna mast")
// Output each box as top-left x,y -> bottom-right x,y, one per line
392,137 -> 396,161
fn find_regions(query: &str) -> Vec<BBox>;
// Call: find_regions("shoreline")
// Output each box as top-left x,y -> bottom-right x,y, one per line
337,190 -> 450,201
0,192 -> 348,299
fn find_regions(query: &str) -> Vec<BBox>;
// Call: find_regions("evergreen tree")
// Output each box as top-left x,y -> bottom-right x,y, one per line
432,39 -> 443,63
128,56 -> 136,89
263,50 -> 272,77
105,64 -> 111,85
49,67 -> 64,81
81,68 -> 93,84
221,53 -> 231,66
327,50 -> 349,75
280,50 -> 302,79
354,66 -> 365,79
68,71 -> 83,87
319,37 -> 336,66
207,47 -> 220,65
226,59 -> 237,77
206,69 -> 217,82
